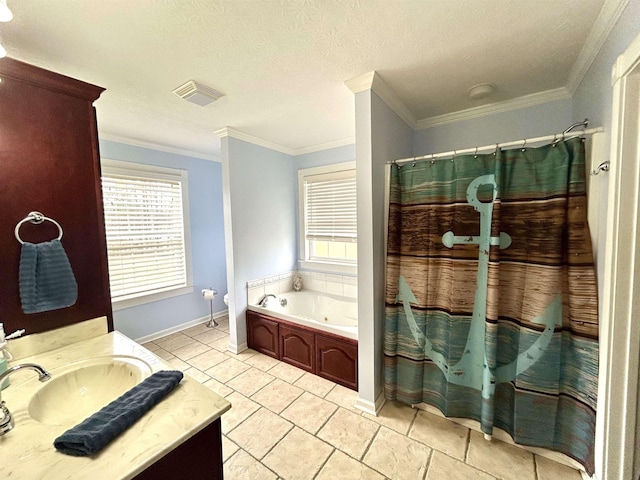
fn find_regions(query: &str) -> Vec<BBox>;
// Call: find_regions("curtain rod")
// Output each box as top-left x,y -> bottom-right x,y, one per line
391,126 -> 604,166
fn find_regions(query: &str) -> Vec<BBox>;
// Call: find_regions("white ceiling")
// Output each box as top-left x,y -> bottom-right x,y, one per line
2,0 -> 618,159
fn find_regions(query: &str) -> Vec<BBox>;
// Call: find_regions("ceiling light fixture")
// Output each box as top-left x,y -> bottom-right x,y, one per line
468,83 -> 496,100
173,80 -> 225,106
0,0 -> 13,22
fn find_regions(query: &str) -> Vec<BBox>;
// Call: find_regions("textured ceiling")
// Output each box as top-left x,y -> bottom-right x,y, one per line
1,0 -> 609,158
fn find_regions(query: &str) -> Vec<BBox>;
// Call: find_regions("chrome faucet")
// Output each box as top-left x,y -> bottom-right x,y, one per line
258,294 -> 276,307
0,363 -> 51,436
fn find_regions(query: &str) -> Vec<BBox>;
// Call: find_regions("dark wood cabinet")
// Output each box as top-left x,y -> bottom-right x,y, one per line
316,335 -> 358,390
0,58 -> 113,335
247,311 -> 279,358
247,310 -> 358,390
133,418 -> 223,480
280,324 -> 315,372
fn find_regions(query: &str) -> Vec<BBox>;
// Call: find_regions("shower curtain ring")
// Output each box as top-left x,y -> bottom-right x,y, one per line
473,147 -> 478,159
521,139 -> 526,152
452,150 -> 456,162
552,134 -> 558,147
493,143 -> 498,156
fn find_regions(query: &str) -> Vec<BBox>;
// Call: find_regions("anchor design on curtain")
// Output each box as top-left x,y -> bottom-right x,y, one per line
396,174 -> 560,407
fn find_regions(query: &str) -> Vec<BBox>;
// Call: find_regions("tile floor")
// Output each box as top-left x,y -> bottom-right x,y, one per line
143,316 -> 583,480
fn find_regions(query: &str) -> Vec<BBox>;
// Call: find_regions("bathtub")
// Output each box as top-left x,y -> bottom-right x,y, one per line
247,291 -> 358,340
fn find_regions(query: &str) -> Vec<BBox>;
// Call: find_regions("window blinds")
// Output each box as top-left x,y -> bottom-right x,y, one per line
102,173 -> 187,300
304,169 -> 357,242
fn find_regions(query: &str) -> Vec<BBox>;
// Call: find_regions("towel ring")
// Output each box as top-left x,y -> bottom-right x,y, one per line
15,211 -> 63,245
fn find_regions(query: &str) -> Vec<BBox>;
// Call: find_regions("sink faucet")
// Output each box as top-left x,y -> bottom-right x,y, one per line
258,294 -> 276,307
0,363 -> 51,436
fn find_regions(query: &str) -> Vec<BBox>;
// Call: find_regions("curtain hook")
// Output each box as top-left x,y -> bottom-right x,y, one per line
451,150 -> 456,162
473,146 -> 478,159
493,143 -> 498,156
552,134 -> 557,147
411,162 -> 416,167
521,139 -> 526,152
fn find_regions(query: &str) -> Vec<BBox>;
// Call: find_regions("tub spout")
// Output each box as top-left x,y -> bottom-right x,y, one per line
258,294 -> 277,307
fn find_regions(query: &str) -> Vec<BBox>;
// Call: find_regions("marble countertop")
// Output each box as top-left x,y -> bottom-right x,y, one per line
0,331 -> 231,479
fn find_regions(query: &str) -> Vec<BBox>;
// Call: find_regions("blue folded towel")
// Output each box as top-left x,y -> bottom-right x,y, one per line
54,370 -> 184,456
19,239 -> 78,314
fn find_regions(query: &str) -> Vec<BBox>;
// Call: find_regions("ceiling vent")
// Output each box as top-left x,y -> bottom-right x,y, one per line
173,80 -> 225,106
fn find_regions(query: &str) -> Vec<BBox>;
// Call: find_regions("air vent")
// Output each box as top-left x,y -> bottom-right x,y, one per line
173,80 -> 225,106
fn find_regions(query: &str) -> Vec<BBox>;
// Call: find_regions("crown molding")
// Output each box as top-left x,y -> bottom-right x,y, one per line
214,126 -> 296,155
566,0 -> 630,94
293,136 -> 355,156
346,71 -> 417,128
98,132 -> 220,162
415,87 -> 572,130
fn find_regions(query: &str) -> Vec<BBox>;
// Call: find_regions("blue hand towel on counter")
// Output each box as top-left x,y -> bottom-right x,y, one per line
19,239 -> 78,314
54,370 -> 184,457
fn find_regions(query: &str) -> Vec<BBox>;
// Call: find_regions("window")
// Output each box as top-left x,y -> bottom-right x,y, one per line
299,162 -> 357,272
101,159 -> 192,309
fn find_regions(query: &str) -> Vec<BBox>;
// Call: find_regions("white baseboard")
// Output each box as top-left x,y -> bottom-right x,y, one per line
355,391 -> 386,416
133,309 -> 229,344
228,341 -> 248,355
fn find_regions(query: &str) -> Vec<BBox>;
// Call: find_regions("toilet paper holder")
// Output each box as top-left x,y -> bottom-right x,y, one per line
202,288 -> 218,328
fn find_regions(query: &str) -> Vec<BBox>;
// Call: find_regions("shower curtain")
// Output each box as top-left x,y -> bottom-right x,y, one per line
384,137 -> 599,473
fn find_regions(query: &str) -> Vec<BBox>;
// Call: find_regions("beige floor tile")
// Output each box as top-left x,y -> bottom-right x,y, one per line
243,353 -> 281,371
163,356 -> 190,371
227,348 -> 259,362
293,371 -> 336,397
228,408 -> 293,459
426,451 -> 495,480
181,322 -> 211,338
364,400 -> 418,435
192,328 -> 229,345
151,347 -> 174,361
317,408 -> 379,459
206,357 -> 251,383
281,392 -> 338,434
227,367 -> 275,397
171,341 -> 211,360
224,449 -> 277,480
409,409 -> 469,459
251,379 -> 304,413
141,341 -> 161,352
325,384 -> 360,412
155,332 -> 194,351
316,450 -> 385,480
466,431 -> 535,480
267,361 -> 306,384
184,367 -> 210,383
222,435 -> 240,462
262,427 -> 334,480
209,336 -> 232,352
187,348 -> 229,371
363,426 -> 431,480
535,455 -> 582,480
221,392 -> 261,434
203,377 -> 235,397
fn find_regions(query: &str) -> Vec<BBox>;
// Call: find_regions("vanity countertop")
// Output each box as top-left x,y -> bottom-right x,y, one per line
0,331 -> 231,479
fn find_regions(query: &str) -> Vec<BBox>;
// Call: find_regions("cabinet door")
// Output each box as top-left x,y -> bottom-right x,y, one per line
316,335 -> 358,390
280,324 -> 315,372
247,312 -> 279,358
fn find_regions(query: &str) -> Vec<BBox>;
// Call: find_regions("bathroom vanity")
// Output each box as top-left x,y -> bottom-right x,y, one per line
0,322 -> 230,479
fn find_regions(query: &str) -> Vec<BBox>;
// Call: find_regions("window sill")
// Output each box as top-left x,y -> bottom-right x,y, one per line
111,285 -> 194,311
299,260 -> 357,276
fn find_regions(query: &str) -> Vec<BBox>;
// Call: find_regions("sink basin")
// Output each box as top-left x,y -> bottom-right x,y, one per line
28,356 -> 152,425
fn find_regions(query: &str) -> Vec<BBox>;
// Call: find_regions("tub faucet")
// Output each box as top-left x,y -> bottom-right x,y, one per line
0,363 -> 51,436
258,294 -> 276,307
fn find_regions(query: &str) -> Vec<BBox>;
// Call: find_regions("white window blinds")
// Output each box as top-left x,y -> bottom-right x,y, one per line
304,169 -> 357,243
101,163 -> 189,301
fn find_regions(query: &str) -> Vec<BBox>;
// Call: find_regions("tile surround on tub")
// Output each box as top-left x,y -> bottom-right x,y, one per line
247,271 -> 357,303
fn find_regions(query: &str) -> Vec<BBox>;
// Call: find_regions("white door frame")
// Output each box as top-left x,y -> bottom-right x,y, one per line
597,29 -> 640,480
